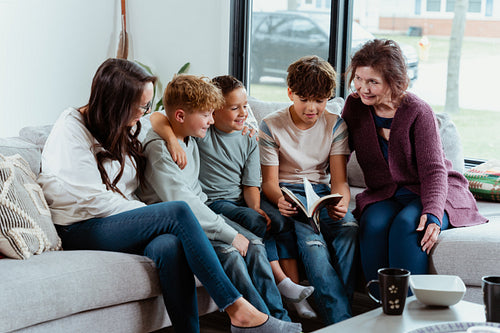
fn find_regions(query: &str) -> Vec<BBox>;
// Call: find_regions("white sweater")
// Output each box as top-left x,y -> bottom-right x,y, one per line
37,108 -> 145,225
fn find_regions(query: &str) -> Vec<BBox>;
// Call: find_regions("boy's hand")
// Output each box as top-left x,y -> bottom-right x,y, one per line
166,140 -> 187,170
232,234 -> 249,257
241,125 -> 259,140
326,202 -> 347,220
254,208 -> 272,231
278,196 -> 297,217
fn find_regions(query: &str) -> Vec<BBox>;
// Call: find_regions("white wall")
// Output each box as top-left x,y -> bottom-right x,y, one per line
0,0 -> 230,137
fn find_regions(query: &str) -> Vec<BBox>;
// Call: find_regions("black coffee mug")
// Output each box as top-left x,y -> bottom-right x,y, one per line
366,268 -> 411,315
483,276 -> 500,322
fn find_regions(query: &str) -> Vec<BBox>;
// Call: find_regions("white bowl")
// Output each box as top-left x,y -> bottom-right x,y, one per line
409,274 -> 466,306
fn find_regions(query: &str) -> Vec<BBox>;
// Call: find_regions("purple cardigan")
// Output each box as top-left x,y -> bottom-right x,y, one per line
342,93 -> 487,227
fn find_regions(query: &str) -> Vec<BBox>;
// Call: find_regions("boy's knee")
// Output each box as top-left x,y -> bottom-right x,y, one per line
305,240 -> 327,249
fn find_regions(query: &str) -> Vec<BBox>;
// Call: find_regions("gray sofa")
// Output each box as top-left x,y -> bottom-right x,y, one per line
0,128 -> 218,333
0,96 -> 499,332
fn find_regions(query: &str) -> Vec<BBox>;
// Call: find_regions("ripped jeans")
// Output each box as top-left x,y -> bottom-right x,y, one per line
211,217 -> 291,321
279,183 -> 359,325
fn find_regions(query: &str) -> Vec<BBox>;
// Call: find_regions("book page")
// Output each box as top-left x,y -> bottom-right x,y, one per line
303,177 -> 320,216
281,186 -> 307,215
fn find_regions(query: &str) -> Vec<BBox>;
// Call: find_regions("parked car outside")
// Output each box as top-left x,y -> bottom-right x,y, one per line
250,11 -> 419,86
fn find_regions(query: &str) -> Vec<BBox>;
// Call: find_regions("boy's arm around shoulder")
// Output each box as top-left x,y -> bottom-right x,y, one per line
140,136 -> 238,244
150,111 -> 187,169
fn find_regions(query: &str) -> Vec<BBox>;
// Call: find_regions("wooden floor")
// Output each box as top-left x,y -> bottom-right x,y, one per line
155,292 -> 378,333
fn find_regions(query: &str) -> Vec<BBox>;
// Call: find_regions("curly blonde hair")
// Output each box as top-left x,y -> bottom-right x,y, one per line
164,74 -> 225,113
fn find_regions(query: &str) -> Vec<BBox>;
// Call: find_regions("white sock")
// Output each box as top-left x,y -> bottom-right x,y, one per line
291,299 -> 318,319
277,277 -> 314,302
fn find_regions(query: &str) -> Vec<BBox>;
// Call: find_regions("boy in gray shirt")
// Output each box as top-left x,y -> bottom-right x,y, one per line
138,74 -> 299,327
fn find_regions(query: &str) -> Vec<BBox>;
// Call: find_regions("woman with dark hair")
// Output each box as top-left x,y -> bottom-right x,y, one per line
342,39 -> 487,285
37,58 -> 301,333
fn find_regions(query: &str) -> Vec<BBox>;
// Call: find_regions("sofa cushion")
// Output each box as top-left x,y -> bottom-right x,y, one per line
429,215 -> 500,287
0,250 -> 162,332
0,154 -> 61,259
19,125 -> 53,151
0,137 -> 41,175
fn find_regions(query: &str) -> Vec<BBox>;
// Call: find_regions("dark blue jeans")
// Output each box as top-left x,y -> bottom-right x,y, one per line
360,197 -> 450,292
56,201 -> 241,333
211,216 -> 291,321
209,199 -> 298,262
264,183 -> 359,325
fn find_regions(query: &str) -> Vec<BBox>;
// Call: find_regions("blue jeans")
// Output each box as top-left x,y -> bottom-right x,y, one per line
211,216 -> 291,321
360,197 -> 450,294
55,201 -> 241,333
272,183 -> 359,325
209,199 -> 298,262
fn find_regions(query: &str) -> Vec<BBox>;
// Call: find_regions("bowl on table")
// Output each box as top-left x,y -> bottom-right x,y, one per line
409,274 -> 466,306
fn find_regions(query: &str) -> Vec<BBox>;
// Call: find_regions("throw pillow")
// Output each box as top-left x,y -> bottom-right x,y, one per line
0,153 -> 62,259
464,160 -> 500,202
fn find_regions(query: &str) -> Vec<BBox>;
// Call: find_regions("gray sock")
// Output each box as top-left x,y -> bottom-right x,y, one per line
277,277 -> 315,302
231,316 -> 302,333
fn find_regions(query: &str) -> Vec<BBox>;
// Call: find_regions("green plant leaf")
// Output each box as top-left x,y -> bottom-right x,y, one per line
178,62 -> 190,74
155,98 -> 163,111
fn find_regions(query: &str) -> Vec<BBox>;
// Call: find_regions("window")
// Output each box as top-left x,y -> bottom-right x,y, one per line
362,0 -> 500,160
247,1 -> 333,101
429,0 -> 484,13
235,0 -> 500,160
427,0 -> 441,11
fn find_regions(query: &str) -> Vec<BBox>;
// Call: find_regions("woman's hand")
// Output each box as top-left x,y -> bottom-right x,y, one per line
277,196 -> 297,217
166,140 -> 187,170
232,233 -> 249,257
417,214 -> 441,254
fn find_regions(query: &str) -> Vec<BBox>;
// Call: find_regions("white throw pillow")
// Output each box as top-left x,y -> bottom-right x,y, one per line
0,153 -> 62,259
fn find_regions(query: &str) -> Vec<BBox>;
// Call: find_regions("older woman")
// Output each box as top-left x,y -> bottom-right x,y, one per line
341,39 -> 487,284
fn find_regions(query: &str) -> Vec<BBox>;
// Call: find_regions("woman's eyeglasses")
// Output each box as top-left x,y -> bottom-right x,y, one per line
139,101 -> 153,116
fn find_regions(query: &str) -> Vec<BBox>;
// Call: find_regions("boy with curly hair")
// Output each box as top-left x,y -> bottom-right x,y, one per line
138,74 -> 301,332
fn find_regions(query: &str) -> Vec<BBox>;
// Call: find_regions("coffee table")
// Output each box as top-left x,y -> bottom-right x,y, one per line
313,296 -> 486,332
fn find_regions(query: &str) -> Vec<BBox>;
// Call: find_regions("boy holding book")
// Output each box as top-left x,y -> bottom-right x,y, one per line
259,55 -> 358,325
137,74 -> 301,330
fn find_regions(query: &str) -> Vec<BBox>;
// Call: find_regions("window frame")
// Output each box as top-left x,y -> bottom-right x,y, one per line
229,0 -> 353,99
229,0 -> 490,163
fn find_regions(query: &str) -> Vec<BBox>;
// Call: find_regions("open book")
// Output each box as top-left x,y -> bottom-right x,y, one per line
280,178 -> 343,234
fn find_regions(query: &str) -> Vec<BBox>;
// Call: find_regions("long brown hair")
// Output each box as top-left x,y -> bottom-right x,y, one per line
82,58 -> 156,196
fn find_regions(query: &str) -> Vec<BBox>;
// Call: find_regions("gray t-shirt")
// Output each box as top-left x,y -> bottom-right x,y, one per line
137,129 -> 238,245
197,127 -> 260,205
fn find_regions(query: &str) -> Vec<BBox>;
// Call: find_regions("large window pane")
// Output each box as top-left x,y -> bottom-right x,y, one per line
249,0 -> 332,102
352,0 -> 500,160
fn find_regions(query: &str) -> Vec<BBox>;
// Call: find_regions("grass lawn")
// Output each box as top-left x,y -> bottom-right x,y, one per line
434,106 -> 500,161
374,34 -> 500,64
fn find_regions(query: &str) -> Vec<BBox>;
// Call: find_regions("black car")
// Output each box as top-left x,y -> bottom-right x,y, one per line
250,11 -> 419,86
